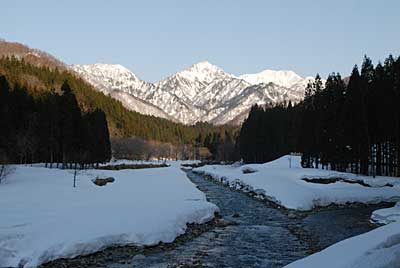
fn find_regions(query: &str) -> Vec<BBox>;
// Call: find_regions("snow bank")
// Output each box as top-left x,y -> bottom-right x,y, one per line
193,156 -> 400,268
372,202 -> 400,225
193,155 -> 400,210
0,162 -> 218,267
285,203 -> 400,268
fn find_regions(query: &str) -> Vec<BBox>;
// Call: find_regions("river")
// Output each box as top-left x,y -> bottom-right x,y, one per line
109,171 -> 387,268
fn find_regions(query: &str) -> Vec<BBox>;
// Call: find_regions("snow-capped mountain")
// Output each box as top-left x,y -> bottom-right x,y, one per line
71,62 -> 313,125
240,70 -> 303,88
108,90 -> 175,121
155,61 -> 232,104
73,63 -> 153,95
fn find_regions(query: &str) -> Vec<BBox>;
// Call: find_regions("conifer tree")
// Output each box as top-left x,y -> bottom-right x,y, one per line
238,54 -> 400,177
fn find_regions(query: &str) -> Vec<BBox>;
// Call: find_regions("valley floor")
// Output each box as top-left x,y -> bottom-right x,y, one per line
0,161 -> 217,267
1,157 -> 399,268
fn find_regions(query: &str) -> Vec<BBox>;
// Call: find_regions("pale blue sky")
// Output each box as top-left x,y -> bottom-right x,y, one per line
2,0 -> 399,82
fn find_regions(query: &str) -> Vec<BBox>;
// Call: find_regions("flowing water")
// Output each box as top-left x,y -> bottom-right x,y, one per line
110,171 -> 388,268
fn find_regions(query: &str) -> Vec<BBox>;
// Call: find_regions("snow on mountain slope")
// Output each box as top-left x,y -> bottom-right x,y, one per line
72,64 -> 205,124
72,63 -> 152,95
192,77 -> 251,110
208,83 -> 302,125
72,62 -> 312,125
155,61 -> 232,104
240,69 -> 305,88
108,90 -> 175,121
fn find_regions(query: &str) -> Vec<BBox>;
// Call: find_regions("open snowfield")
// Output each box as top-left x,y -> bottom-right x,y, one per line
0,162 -> 218,267
193,155 -> 400,211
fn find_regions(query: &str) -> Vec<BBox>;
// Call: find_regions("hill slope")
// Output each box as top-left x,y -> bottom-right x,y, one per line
0,40 -> 65,70
0,41 -> 235,145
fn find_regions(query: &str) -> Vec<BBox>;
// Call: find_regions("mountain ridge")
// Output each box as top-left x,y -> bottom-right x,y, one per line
72,61 -> 313,125
0,40 -> 66,70
0,41 -> 238,146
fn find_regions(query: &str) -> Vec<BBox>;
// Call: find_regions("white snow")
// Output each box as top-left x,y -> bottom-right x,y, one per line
193,155 -> 400,268
0,162 -> 218,267
240,69 -> 305,88
71,62 -> 308,125
372,202 -> 400,225
109,90 -> 174,121
193,155 -> 400,211
284,203 -> 400,268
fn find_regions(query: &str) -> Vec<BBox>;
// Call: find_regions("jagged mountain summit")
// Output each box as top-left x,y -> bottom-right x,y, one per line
72,64 -> 149,94
155,61 -> 232,104
71,61 -> 313,125
240,70 -> 309,88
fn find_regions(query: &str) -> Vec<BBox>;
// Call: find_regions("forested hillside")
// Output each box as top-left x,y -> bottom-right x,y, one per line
239,55 -> 400,177
0,57 -> 238,161
0,40 -> 66,70
0,75 -> 111,167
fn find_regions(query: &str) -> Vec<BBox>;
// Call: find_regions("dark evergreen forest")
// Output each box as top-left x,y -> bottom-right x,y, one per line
0,76 -> 111,167
0,57 -> 239,163
239,55 -> 400,177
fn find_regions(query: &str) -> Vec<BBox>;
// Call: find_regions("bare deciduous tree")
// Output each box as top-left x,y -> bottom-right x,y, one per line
111,137 -> 199,161
0,150 -> 14,184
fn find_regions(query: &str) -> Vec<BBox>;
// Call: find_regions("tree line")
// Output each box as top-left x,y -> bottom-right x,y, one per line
0,57 -> 239,161
0,76 -> 111,167
112,137 -> 207,161
238,54 -> 400,177
238,102 -> 294,163
112,128 -> 240,162
0,57 -> 237,153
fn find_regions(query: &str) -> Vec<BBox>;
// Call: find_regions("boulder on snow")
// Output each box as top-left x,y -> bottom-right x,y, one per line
92,176 -> 115,186
242,167 -> 257,174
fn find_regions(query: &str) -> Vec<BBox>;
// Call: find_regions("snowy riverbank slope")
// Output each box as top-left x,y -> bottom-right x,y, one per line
193,155 -> 400,210
0,163 -> 218,267
284,203 -> 400,268
193,156 -> 400,268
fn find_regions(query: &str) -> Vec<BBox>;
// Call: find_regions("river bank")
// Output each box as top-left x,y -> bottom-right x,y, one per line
0,163 -> 217,267
99,171 -> 387,268
2,159 -> 397,268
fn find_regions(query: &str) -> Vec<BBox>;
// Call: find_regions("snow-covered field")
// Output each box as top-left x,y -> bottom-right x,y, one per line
0,162 -> 218,267
3,156 -> 400,268
193,155 -> 400,211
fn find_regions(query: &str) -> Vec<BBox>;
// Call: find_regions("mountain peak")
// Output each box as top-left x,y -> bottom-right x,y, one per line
183,60 -> 224,74
191,60 -> 218,69
72,63 -> 143,82
73,61 -> 310,126
74,63 -> 132,74
240,69 -> 304,88
173,60 -> 231,84
92,63 -> 126,69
